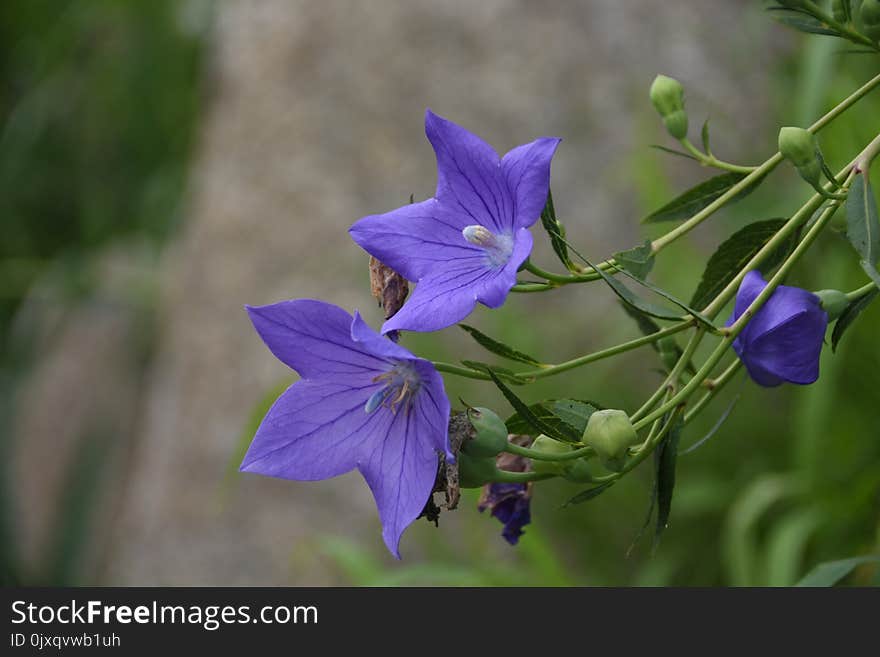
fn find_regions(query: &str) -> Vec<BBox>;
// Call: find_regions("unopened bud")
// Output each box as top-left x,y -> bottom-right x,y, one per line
814,289 -> 848,320
778,126 -> 822,186
650,75 -> 689,140
561,458 -> 594,484
530,434 -> 571,475
861,0 -> 880,41
583,409 -> 638,471
462,407 -> 509,458
457,452 -> 500,489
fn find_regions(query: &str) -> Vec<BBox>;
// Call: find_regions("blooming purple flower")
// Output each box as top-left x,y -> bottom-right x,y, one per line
478,483 -> 532,545
242,299 -> 452,558
349,109 -> 560,334
727,270 -> 828,387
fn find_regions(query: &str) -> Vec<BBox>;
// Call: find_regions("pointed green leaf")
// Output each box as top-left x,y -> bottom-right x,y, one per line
654,415 -> 683,546
459,324 -> 543,367
650,144 -> 699,162
772,11 -> 839,36
794,555 -> 880,587
689,218 -> 790,310
613,240 -> 655,279
832,287 -> 878,352
505,398 -> 600,442
485,369 -> 576,442
612,264 -> 715,328
846,172 -> 879,266
643,172 -> 746,223
539,189 -> 574,270
619,302 -> 695,375
563,481 -> 615,507
459,360 -> 527,385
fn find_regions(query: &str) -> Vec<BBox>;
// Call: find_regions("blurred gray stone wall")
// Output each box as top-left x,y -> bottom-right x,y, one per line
14,0 -> 781,584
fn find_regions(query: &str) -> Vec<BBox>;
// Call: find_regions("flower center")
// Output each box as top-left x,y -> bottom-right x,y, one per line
364,361 -> 421,415
462,225 -> 514,268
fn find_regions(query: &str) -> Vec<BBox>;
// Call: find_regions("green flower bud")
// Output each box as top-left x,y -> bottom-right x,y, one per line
650,75 -> 689,140
814,289 -> 849,320
582,409 -> 638,471
861,0 -> 880,41
457,452 -> 499,488
530,434 -> 571,475
778,126 -> 822,186
561,458 -> 594,484
462,407 -> 509,458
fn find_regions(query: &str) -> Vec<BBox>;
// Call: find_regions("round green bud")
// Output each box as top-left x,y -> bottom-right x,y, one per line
778,126 -> 822,186
530,434 -> 571,475
457,452 -> 499,488
814,289 -> 849,320
561,458 -> 594,484
861,0 -> 880,41
462,407 -> 509,458
583,409 -> 638,464
650,75 -> 688,140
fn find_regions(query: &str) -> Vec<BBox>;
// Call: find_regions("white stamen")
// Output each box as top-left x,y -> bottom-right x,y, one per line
462,225 -> 496,247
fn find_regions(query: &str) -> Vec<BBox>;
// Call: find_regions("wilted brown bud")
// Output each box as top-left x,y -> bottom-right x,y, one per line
369,256 -> 409,320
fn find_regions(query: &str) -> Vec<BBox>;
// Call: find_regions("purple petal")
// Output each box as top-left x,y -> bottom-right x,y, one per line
412,359 -> 454,462
502,137 -> 561,230
349,199 -> 485,282
477,227 -> 533,309
246,300 -> 390,379
727,270 -> 767,329
350,311 -> 416,362
748,308 -> 827,384
425,109 -> 511,234
240,378 -> 383,480
381,259 -> 489,333
358,398 -> 442,558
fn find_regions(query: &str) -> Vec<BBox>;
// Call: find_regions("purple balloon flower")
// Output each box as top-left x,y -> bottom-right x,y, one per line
242,299 -> 452,558
727,270 -> 828,387
478,483 -> 532,545
349,109 -> 561,334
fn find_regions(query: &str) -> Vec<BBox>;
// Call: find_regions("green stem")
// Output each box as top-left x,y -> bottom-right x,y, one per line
511,282 -> 556,293
802,1 -> 878,49
503,442 -> 593,462
523,260 -> 603,284
434,320 -> 692,382
682,359 -> 742,426
488,470 -> 554,484
845,281 -> 878,302
680,138 -> 757,174
855,132 -> 880,173
635,191 -> 846,432
651,70 -> 880,254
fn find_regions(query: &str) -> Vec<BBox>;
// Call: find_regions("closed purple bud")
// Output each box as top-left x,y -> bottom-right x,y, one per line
727,271 -> 828,387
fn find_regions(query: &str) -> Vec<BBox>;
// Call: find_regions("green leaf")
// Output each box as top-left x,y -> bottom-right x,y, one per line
539,189 -> 574,270
642,172 -> 748,224
846,172 -> 879,266
861,260 -> 880,289
650,144 -> 698,162
831,288 -> 879,352
459,324 -> 543,367
794,555 -> 880,587
459,360 -> 527,385
612,264 -> 715,328
485,369 -> 576,442
619,300 -> 662,336
654,415 -> 683,546
562,481 -> 615,507
771,10 -> 839,36
613,240 -> 655,279
701,119 -> 712,156
689,219 -> 790,310
505,398 -> 600,441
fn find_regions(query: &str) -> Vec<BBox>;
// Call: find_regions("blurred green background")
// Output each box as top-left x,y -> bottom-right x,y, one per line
1,0 -> 877,586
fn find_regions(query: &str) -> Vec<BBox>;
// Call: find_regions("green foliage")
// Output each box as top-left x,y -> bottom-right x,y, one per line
689,219 -> 790,310
642,172 -> 748,224
794,555 -> 880,587
613,241 -> 655,279
505,399 -> 600,441
539,189 -> 574,270
831,288 -> 879,351
458,324 -> 544,367
845,172 -> 880,285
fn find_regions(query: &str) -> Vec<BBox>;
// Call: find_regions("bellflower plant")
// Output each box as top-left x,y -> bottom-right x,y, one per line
242,3 -> 880,561
726,271 -> 828,387
242,299 -> 451,557
349,109 -> 560,334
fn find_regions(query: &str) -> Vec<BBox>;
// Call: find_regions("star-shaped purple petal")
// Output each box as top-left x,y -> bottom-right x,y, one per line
242,299 -> 451,557
726,270 -> 828,387
349,109 -> 560,333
